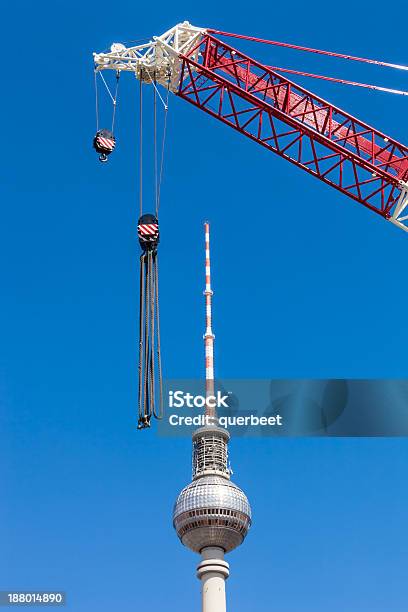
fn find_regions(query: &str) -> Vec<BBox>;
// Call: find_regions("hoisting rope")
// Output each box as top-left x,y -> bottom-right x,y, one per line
99,71 -> 117,104
94,70 -> 120,128
137,218 -> 162,429
139,75 -> 143,216
136,73 -> 169,429
111,72 -> 120,132
154,78 -> 158,214
208,29 -> 408,72
157,83 -> 170,216
93,69 -> 120,161
152,76 -> 170,215
94,70 -> 99,131
267,65 -> 408,97
144,68 -> 169,110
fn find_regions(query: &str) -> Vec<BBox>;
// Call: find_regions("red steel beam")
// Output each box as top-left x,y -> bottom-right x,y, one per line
177,34 -> 408,222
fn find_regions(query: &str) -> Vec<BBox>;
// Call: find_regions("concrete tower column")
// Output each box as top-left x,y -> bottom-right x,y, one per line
197,547 -> 230,612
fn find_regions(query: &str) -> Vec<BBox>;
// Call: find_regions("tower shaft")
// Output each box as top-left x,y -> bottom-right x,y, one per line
197,547 -> 229,612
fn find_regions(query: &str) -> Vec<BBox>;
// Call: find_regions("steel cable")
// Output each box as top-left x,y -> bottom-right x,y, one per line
149,251 -> 155,414
138,253 -> 146,427
208,29 -> 408,71
157,83 -> 170,217
111,71 -> 121,131
143,253 -> 150,422
139,75 -> 143,217
94,70 -> 99,131
153,79 -> 158,217
153,256 -> 163,419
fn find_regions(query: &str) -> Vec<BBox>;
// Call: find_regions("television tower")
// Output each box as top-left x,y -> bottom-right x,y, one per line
173,223 -> 252,612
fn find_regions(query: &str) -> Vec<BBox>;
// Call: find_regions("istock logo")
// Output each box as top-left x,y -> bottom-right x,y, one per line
168,390 -> 230,409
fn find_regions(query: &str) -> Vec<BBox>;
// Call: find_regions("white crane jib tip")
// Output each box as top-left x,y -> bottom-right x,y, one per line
93,22 -> 207,93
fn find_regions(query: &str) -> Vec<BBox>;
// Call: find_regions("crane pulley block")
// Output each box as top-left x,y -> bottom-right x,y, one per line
93,129 -> 116,163
138,213 -> 160,252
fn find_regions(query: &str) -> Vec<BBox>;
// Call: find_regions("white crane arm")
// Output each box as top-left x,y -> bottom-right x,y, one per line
93,21 -> 206,92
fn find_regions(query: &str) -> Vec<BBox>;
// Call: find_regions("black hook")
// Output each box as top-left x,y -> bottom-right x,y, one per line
137,415 -> 151,430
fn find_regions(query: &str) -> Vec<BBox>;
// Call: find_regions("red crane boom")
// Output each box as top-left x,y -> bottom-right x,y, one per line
178,33 -> 408,227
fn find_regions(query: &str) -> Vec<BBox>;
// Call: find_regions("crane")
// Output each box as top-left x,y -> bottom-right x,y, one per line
93,21 -> 408,232
93,22 -> 408,428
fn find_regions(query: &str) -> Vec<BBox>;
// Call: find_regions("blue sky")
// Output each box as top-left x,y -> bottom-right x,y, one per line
1,0 -> 408,609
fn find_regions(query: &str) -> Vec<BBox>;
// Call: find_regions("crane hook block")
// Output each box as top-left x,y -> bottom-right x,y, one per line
137,415 -> 151,430
138,213 -> 160,252
93,129 -> 116,163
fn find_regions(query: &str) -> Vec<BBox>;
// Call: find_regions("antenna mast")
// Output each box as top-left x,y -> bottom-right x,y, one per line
204,222 -> 216,416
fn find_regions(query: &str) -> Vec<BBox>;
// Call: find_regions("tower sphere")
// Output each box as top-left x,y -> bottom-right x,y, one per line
173,475 -> 251,553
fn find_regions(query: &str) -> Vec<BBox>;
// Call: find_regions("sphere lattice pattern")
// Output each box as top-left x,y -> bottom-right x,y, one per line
173,475 -> 251,553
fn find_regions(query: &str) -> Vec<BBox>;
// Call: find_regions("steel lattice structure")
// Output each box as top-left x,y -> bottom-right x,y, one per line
94,22 -> 408,231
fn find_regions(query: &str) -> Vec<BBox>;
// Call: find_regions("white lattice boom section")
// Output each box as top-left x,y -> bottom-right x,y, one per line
93,21 -> 206,92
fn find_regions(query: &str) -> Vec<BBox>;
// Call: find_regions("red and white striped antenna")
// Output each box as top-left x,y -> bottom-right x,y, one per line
204,222 -> 216,417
